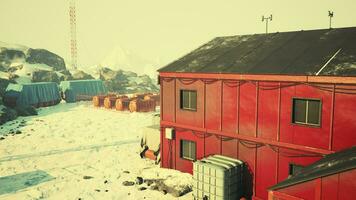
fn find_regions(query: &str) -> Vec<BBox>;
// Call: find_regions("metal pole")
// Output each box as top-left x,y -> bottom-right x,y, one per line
262,15 -> 272,34
328,11 -> 334,29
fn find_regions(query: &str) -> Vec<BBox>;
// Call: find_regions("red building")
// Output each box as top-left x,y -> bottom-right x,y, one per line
158,27 -> 356,200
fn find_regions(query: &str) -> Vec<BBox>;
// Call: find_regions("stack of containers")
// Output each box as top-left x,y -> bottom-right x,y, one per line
193,155 -> 244,200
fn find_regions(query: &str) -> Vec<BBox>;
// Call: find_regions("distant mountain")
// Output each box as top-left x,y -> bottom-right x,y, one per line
100,45 -> 159,78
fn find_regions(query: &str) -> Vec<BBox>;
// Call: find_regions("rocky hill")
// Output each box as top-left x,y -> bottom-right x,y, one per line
0,41 -> 159,124
0,41 -> 159,97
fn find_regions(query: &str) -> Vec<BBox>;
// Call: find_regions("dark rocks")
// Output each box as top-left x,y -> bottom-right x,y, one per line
83,175 -> 94,180
98,67 -> 159,94
123,170 -> 130,174
14,105 -> 37,116
15,130 -> 22,134
144,179 -> 154,186
70,70 -> 94,80
138,187 -> 147,191
32,70 -> 62,83
0,137 -> 5,140
94,189 -> 100,192
104,180 -> 108,184
122,181 -> 135,186
0,107 -> 17,125
26,48 -> 66,71
135,177 -> 144,185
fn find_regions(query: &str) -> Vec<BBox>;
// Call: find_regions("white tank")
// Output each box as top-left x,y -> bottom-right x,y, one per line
193,155 -> 244,200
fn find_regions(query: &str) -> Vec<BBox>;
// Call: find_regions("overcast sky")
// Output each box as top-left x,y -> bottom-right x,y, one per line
0,0 -> 355,69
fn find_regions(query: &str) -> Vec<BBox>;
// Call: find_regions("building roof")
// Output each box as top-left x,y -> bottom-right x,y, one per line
269,146 -> 356,191
159,27 -> 356,76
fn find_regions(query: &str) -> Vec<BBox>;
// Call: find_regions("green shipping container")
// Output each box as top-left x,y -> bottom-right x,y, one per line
60,79 -> 107,103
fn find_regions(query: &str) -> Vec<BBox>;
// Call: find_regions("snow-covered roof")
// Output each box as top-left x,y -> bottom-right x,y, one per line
159,27 -> 356,76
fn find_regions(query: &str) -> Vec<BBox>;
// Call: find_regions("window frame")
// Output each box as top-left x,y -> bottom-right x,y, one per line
180,140 -> 197,161
291,97 -> 322,127
180,90 -> 197,111
289,163 -> 304,176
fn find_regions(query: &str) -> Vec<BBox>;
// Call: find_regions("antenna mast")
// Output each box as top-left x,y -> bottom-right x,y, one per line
69,0 -> 78,69
328,11 -> 334,29
262,14 -> 273,34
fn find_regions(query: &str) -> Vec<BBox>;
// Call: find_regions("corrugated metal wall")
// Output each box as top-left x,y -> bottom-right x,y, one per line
160,75 -> 356,199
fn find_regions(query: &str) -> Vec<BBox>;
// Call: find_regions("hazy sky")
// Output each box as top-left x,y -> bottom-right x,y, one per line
1,0 -> 355,69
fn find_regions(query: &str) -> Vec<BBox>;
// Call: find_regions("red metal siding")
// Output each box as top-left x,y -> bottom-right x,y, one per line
204,135 -> 221,156
333,89 -> 356,151
321,173 -> 339,200
175,80 -> 205,127
258,81 -> 279,140
221,139 -> 239,159
174,130 -> 205,174
161,79 -> 175,122
160,73 -> 356,200
293,84 -> 331,150
277,179 -> 316,200
222,82 -> 238,133
239,82 -> 257,136
160,131 -> 176,170
205,81 -> 222,130
338,170 -> 356,200
256,147 -> 278,199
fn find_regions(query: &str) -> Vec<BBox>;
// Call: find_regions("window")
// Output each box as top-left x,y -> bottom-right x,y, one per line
292,98 -> 321,126
180,140 -> 196,160
180,90 -> 197,111
289,163 -> 304,176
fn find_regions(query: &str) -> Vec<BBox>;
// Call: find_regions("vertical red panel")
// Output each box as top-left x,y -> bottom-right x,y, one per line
258,82 -> 279,140
321,174 -> 339,200
161,131 -> 176,170
204,135 -> 221,156
280,84 -> 331,150
175,130 -> 204,174
205,81 -> 222,130
293,84 -> 331,149
175,80 -> 205,128
338,170 -> 356,200
255,146 -> 278,200
239,143 -> 256,198
279,83 -> 295,144
333,86 -> 356,151
222,82 -> 238,133
239,82 -> 257,136
162,79 -> 175,122
221,139 -> 238,159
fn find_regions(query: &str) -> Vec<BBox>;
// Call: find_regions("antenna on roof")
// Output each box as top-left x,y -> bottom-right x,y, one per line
262,14 -> 273,34
328,11 -> 334,29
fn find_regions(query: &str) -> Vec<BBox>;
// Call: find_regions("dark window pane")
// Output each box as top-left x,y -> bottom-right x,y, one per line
308,100 -> 320,125
182,91 -> 189,109
293,99 -> 307,123
180,90 -> 197,110
181,140 -> 196,160
190,141 -> 196,160
190,91 -> 197,110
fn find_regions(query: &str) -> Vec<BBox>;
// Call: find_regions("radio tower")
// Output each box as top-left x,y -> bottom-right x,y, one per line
69,0 -> 78,69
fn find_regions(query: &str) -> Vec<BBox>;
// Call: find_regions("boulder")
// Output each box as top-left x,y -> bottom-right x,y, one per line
70,70 -> 94,80
0,106 -> 17,125
32,70 -> 62,83
26,48 -> 66,71
98,67 -> 159,94
14,105 -> 37,116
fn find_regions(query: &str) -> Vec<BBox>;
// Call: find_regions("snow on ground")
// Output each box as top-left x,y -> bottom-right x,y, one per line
0,102 -> 192,200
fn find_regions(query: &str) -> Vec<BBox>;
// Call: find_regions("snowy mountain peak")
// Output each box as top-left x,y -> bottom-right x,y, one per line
100,45 -> 159,78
